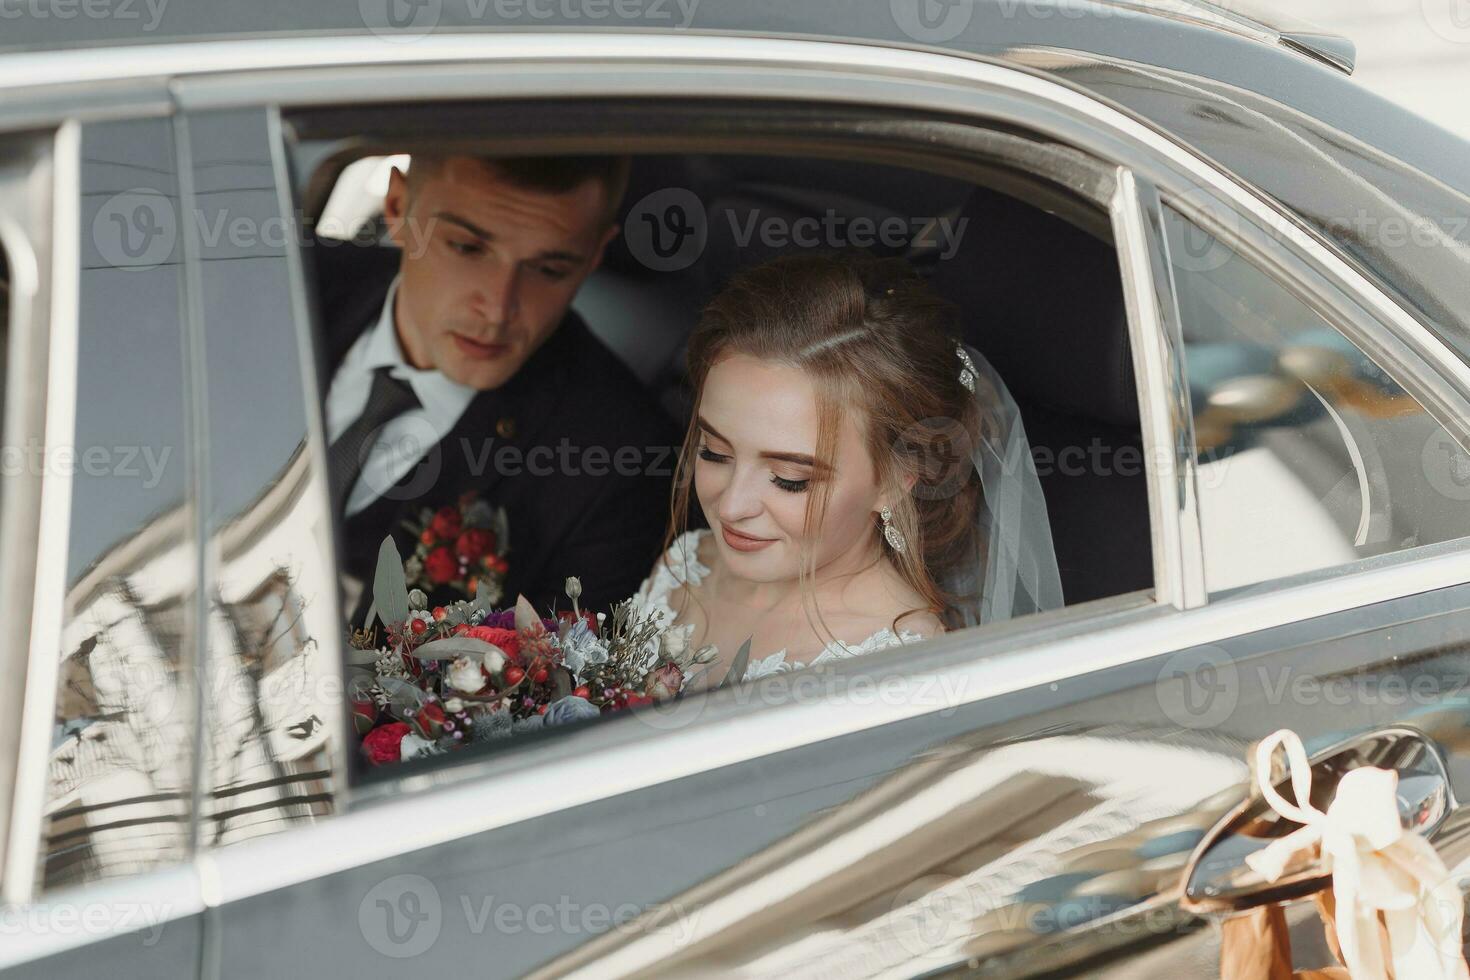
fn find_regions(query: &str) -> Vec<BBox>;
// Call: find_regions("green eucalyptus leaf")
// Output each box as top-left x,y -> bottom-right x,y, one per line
719,636 -> 752,689
373,536 -> 411,627
408,636 -> 503,661
346,647 -> 382,666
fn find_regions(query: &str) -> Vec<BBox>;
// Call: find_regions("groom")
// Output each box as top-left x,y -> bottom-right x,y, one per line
313,153 -> 676,617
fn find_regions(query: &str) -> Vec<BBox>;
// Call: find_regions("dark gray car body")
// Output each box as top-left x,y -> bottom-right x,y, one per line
2,3 -> 1470,978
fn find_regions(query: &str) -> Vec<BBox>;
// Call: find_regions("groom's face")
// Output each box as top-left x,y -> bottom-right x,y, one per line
383,158 -> 618,390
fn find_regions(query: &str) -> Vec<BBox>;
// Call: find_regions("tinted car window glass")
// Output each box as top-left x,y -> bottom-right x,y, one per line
41,118 -> 195,891
1162,205 -> 1470,595
184,108 -> 339,846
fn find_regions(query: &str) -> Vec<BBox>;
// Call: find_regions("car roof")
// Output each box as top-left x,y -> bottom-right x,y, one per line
4,0 -> 1469,349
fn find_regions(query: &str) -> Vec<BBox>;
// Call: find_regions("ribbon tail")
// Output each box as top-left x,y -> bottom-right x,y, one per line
1332,848 -> 1393,980
1246,824 -> 1324,883
1381,837 -> 1469,979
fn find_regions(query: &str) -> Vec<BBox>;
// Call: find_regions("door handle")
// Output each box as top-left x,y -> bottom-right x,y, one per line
1180,727 -> 1453,914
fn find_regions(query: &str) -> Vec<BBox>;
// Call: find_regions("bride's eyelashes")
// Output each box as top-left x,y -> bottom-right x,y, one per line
699,444 -> 810,494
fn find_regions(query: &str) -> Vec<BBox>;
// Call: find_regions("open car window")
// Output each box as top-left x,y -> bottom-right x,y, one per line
283,107 -> 1154,780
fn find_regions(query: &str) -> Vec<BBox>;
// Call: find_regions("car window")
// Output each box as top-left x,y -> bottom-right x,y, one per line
40,118 -> 196,891
1161,204 -> 1470,595
286,118 -> 1148,777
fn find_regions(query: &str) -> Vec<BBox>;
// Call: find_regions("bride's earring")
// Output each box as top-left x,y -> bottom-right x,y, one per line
879,506 -> 906,554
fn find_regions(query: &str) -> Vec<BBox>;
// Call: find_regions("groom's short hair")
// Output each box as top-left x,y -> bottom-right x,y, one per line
406,153 -> 630,228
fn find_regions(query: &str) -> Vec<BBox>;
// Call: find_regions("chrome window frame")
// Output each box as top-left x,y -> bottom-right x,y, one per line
2,123 -> 78,907
0,32 -> 1467,967
0,125 -> 71,906
1111,171 -> 1208,610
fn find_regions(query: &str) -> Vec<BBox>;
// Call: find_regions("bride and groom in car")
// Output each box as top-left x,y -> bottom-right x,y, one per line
316,152 -> 1061,691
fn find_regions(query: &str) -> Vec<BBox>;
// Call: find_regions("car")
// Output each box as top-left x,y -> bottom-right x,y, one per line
2,2 -> 1470,977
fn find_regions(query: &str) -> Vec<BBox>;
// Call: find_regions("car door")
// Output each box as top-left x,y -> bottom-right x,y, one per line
162,34 -> 1470,980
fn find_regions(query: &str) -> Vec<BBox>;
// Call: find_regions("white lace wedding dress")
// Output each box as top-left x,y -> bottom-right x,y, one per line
633,529 -> 928,682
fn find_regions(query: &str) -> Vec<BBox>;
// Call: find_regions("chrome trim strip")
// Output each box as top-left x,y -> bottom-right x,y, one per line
3,121 -> 79,905
1112,172 -> 1207,608
0,138 -> 53,903
1112,170 -> 1189,609
264,104 -> 352,799
205,539 -> 1470,903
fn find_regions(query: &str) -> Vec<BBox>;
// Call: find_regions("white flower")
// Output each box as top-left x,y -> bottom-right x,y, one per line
446,656 -> 486,694
444,697 -> 464,714
565,576 -> 582,600
482,647 -> 507,676
661,624 -> 690,659
400,733 -> 439,760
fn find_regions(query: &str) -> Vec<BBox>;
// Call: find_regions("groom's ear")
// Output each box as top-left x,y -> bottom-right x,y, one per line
588,221 -> 620,274
383,166 -> 411,249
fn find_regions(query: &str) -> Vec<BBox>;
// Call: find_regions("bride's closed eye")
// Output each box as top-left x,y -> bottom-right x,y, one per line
697,444 -> 809,494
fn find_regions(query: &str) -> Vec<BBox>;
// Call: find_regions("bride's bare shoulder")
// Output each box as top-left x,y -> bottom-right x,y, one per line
839,562 -> 945,638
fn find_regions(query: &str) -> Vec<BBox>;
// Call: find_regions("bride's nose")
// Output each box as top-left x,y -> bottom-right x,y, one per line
715,466 -> 765,523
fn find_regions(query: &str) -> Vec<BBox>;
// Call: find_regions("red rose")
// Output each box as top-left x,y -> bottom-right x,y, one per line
455,528 -> 495,561
424,547 -> 458,585
430,506 -> 462,540
362,722 -> 411,765
463,626 -> 521,660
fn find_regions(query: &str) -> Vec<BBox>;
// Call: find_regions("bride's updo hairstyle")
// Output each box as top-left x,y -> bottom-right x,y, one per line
668,250 -> 996,625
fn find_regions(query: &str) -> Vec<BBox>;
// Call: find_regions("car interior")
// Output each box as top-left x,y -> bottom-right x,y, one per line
290,113 -> 1153,611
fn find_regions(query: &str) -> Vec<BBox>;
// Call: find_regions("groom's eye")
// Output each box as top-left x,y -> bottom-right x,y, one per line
537,264 -> 571,281
447,239 -> 483,256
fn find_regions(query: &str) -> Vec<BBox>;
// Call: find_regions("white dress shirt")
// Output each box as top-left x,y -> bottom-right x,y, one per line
325,277 -> 479,516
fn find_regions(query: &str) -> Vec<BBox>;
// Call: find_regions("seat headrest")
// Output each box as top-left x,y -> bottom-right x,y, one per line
930,186 -> 1138,428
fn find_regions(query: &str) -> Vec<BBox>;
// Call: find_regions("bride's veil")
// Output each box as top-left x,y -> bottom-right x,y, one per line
940,344 -> 1064,628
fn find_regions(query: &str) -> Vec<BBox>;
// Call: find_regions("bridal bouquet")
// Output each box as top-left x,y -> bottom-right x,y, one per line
349,537 -> 716,767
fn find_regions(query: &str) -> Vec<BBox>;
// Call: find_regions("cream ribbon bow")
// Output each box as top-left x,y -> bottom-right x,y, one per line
1243,729 -> 1468,980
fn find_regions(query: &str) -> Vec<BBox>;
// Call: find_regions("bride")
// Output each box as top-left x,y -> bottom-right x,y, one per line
635,251 -> 1062,691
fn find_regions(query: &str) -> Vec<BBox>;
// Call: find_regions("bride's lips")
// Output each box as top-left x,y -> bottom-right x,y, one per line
720,523 -> 776,553
452,333 -> 510,360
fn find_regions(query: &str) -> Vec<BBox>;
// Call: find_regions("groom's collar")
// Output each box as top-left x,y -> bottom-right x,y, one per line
357,276 -> 479,425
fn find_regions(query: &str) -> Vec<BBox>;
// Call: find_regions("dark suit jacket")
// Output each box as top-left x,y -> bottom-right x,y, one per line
312,241 -> 678,617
